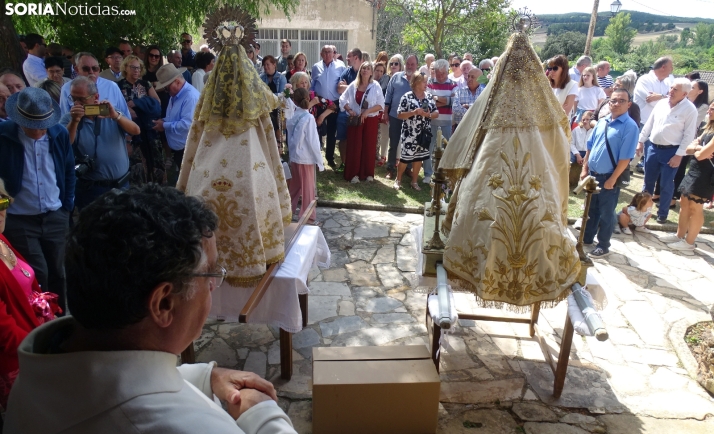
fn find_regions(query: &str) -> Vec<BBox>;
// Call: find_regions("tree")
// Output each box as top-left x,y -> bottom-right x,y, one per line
541,31 -> 586,60
603,12 -> 637,55
680,28 -> 693,48
385,0 -> 510,59
0,0 -> 25,74
693,23 -> 714,49
376,3 -> 415,57
3,0 -> 298,72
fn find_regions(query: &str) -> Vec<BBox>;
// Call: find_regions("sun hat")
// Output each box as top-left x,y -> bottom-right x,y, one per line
154,63 -> 187,90
5,87 -> 61,129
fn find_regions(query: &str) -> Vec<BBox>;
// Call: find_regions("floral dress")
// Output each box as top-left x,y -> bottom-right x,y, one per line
118,78 -> 167,185
397,91 -> 437,163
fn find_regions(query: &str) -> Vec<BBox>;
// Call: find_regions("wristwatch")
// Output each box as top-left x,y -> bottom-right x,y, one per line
114,111 -> 123,121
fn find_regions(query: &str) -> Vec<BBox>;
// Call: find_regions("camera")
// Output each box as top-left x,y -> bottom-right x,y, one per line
74,154 -> 95,178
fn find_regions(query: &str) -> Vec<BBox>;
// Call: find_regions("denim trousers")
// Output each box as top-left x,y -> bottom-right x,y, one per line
643,141 -> 679,220
583,172 -> 621,251
423,122 -> 452,178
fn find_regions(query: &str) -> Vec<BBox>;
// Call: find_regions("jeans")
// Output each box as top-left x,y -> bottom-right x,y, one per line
571,151 -> 587,164
423,122 -> 452,178
322,111 -> 339,165
583,172 -> 621,251
387,116 -> 403,171
75,180 -> 129,211
643,142 -> 679,220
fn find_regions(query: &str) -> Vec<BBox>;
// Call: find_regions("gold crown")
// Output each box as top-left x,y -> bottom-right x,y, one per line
203,6 -> 257,53
212,176 -> 233,192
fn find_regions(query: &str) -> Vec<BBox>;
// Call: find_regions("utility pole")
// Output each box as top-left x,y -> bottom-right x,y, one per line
584,0 -> 600,56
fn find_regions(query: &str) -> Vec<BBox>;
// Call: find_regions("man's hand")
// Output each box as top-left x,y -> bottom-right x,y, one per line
226,388 -> 273,420
100,100 -> 117,120
382,111 -> 390,124
210,366 -> 278,405
668,154 -> 682,168
152,119 -> 165,132
69,101 -> 85,123
636,142 -> 644,157
603,176 -> 616,190
575,154 -> 583,165
645,92 -> 663,104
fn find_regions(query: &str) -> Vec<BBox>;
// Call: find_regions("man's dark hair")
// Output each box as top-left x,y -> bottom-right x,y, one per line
653,56 -> 672,70
47,43 -> 63,57
119,39 -> 130,45
44,56 -> 64,70
195,51 -> 215,70
105,47 -> 121,57
65,185 -> 218,330
25,33 -> 44,50
0,69 -> 24,81
350,48 -> 362,61
611,88 -> 632,102
255,42 -> 260,49
281,39 -> 291,46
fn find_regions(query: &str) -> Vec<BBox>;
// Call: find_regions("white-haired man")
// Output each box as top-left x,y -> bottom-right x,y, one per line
419,53 -> 435,76
59,52 -> 129,116
425,59 -> 458,184
569,55 -> 592,83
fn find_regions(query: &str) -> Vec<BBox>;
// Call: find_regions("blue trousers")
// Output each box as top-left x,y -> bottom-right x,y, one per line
643,142 -> 679,220
583,172 -> 621,251
424,122 -> 452,178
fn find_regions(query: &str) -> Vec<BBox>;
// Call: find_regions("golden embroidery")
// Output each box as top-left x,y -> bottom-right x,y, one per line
268,191 -> 274,198
240,139 -> 248,146
204,139 -> 213,147
203,170 -> 210,178
236,170 -> 243,178
211,176 -> 232,192
253,161 -> 266,171
206,193 -> 243,231
220,159 -> 228,168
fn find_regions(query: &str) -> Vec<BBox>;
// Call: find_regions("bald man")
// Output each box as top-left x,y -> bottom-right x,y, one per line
452,68 -> 484,130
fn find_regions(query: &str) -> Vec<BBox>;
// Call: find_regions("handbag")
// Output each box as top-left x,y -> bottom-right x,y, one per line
603,121 -> 631,189
347,87 -> 372,127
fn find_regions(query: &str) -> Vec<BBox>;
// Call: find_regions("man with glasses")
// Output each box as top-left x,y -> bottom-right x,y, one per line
58,52 -> 130,117
579,88 -> 639,257
5,185 -> 298,434
100,47 -> 125,81
180,32 -> 197,71
34,57 -> 70,88
22,33 -> 47,87
61,76 -> 140,210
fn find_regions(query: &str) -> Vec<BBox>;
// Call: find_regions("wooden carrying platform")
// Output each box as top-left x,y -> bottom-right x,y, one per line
181,200 -> 317,380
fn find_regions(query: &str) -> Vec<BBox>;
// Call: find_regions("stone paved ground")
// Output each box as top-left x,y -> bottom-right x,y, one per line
196,208 -> 714,433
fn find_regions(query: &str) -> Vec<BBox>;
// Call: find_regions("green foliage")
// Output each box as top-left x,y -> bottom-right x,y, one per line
604,12 -> 637,55
540,31 -> 586,61
12,0 -> 297,61
693,23 -> 714,49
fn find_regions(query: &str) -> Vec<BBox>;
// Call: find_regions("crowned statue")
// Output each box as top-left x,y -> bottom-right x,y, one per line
177,7 -> 291,290
438,13 -> 581,311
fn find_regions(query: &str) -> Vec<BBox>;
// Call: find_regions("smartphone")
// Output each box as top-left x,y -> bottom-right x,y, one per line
420,99 -> 430,111
84,103 -> 109,116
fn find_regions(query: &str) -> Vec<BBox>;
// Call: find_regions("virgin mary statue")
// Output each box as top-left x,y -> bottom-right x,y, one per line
177,11 -> 291,289
438,20 -> 581,311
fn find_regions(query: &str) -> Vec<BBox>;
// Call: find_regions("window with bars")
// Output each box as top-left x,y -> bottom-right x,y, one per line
256,28 -> 349,66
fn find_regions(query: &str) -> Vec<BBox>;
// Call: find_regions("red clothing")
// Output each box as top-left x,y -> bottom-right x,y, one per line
289,163 -> 317,223
0,233 -> 41,407
344,116 -> 380,181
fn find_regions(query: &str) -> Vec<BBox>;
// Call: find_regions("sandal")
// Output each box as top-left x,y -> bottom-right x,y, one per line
411,183 -> 421,191
376,156 -> 386,167
393,180 -> 401,190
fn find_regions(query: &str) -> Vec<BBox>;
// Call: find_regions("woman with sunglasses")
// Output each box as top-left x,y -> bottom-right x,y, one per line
0,179 -> 59,410
387,54 -> 404,77
546,55 -> 577,118
142,46 -> 170,116
447,55 -> 463,85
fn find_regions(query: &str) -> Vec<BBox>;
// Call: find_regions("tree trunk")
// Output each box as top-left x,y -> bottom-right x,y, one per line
584,0 -> 599,56
0,0 -> 25,72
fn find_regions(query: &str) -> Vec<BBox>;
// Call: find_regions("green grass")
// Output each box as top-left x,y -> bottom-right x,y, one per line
317,161 -> 714,226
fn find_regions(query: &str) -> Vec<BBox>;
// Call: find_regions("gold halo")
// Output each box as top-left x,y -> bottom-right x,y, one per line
510,8 -> 539,35
203,6 -> 257,53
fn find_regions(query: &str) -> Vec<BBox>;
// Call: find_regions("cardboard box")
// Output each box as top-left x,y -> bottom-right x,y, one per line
312,345 -> 440,434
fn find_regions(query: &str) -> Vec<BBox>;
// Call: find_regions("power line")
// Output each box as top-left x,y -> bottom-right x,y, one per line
626,0 -> 675,17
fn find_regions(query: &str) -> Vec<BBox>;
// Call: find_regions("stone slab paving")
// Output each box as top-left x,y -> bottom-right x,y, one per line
195,208 -> 714,433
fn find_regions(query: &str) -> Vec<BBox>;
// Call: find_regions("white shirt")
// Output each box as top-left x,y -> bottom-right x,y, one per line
553,81 -> 578,115
576,86 -> 606,111
192,68 -> 207,94
638,97 -> 699,156
338,81 -> 385,118
569,66 -> 581,83
570,125 -> 594,154
23,53 -> 47,87
286,107 -> 324,169
633,71 -> 674,124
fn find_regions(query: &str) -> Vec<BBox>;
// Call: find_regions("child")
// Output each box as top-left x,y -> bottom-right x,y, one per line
618,192 -> 654,235
575,66 -> 606,123
286,88 -> 324,226
570,110 -> 594,165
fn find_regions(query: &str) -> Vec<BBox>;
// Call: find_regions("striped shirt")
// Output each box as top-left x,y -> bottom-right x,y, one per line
597,74 -> 614,89
427,79 -> 458,123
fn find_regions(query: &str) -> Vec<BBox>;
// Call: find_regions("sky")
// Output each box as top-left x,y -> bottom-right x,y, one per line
509,0 -> 714,21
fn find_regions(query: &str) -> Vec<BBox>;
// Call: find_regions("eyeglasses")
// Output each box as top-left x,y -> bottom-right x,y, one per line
182,40 -> 192,44
107,55 -> 123,61
546,66 -> 559,71
481,68 -> 491,72
65,55 -> 73,60
609,98 -> 629,105
451,63 -> 461,68
81,65 -> 100,73
148,53 -> 161,58
70,93 -> 97,102
0,197 -> 10,211
128,65 -> 141,71
191,266 -> 227,288
390,62 -> 400,66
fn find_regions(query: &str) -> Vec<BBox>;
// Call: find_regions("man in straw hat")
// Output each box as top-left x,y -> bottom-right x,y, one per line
0,87 -> 75,312
152,63 -> 200,186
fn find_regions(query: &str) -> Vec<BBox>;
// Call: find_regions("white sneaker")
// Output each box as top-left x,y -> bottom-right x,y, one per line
621,226 -> 632,235
350,176 -> 360,184
659,234 -> 683,243
440,198 -> 448,209
423,176 -> 432,184
574,218 -> 582,230
669,239 -> 696,251
366,176 -> 374,182
634,226 -> 651,233
613,225 -> 621,234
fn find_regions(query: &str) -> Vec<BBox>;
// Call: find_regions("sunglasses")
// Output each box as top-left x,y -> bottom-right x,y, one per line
65,55 -> 73,59
0,197 -> 10,211
81,66 -> 100,73
390,62 -> 400,66
451,63 -> 461,68
482,68 -> 491,72
546,66 -> 559,71
70,93 -> 97,102
148,53 -> 161,58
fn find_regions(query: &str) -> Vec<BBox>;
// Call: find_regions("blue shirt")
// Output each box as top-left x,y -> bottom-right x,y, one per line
311,60 -> 345,102
181,49 -> 196,69
587,112 -> 639,174
23,54 -> 47,87
60,114 -> 129,181
60,77 -> 130,118
384,72 -> 413,119
452,86 -> 483,124
164,82 -> 200,151
9,129 -> 62,215
260,72 -> 287,95
340,67 -> 358,86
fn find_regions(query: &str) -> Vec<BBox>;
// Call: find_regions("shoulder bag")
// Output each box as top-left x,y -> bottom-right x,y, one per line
415,96 -> 433,151
347,87 -> 371,127
603,121 -> 631,189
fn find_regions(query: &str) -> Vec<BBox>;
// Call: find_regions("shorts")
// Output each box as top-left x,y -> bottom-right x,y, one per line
335,110 -> 348,141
